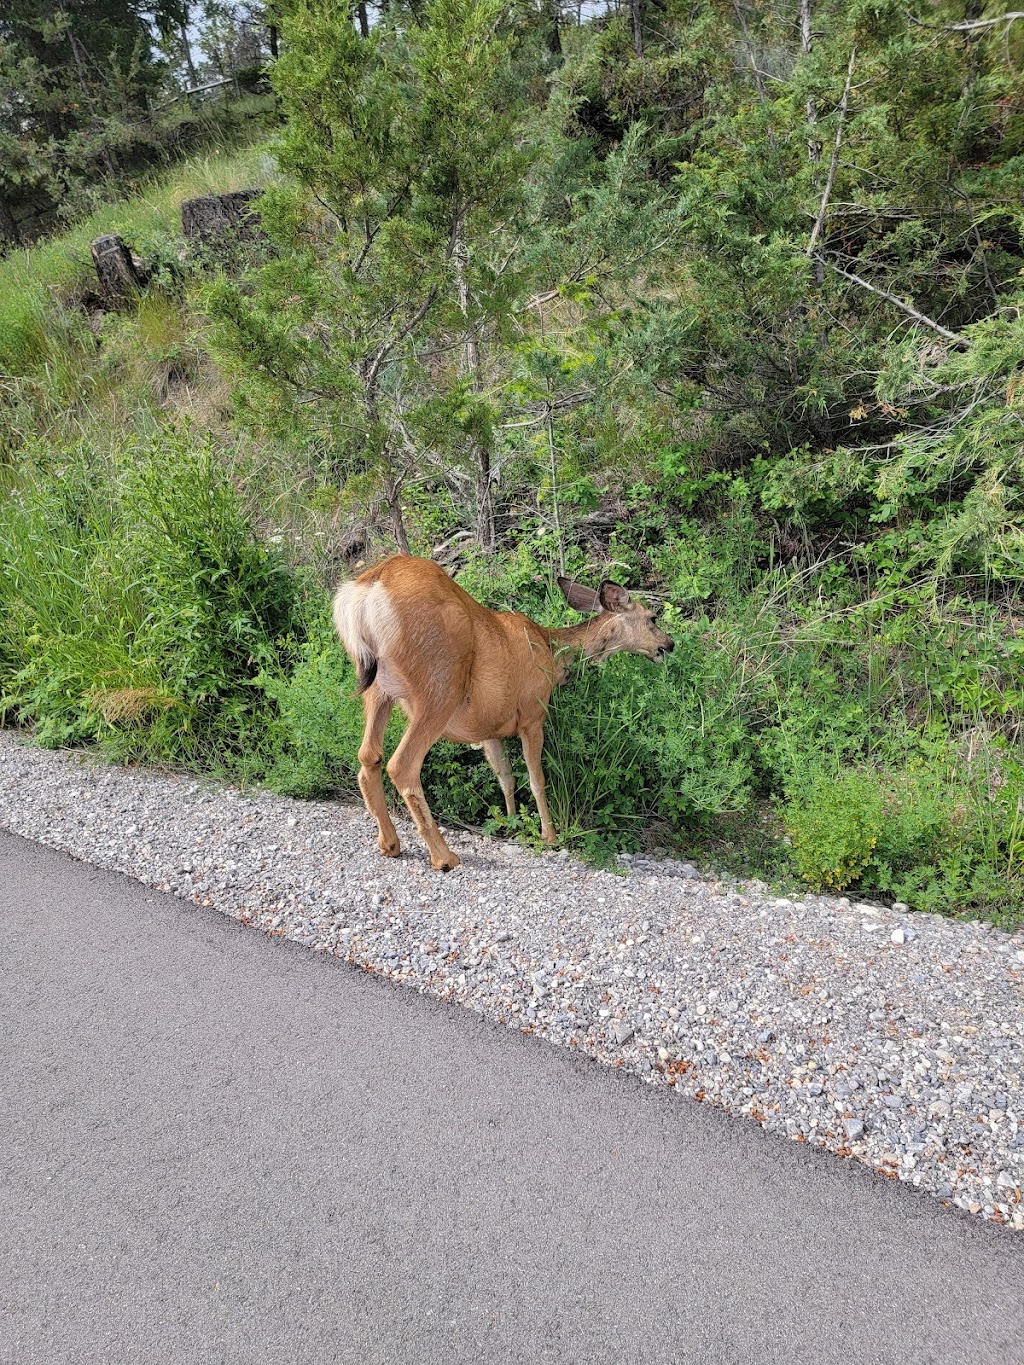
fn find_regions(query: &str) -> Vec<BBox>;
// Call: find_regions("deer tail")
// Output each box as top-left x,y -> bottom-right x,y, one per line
333,579 -> 390,694
356,656 -> 378,694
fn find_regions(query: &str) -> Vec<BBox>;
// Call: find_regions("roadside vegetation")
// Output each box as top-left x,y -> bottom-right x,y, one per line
2,0 -> 1023,925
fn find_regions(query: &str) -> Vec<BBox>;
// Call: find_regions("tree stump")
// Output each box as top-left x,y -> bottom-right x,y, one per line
180,189 -> 266,252
90,234 -> 145,302
0,191 -> 19,250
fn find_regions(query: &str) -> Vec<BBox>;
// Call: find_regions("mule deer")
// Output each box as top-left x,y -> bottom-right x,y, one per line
333,555 -> 674,870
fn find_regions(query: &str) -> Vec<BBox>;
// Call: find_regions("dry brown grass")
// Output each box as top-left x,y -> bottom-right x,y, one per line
86,687 -> 176,724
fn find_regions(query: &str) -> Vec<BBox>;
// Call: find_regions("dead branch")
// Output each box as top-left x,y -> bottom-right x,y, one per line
908,10 -> 1024,33
816,256 -> 970,345
807,46 -> 857,262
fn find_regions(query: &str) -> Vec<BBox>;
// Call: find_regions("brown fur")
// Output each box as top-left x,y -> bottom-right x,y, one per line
333,555 -> 674,870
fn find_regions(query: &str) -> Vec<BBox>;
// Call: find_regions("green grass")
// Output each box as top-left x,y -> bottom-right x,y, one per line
0,139 -> 278,379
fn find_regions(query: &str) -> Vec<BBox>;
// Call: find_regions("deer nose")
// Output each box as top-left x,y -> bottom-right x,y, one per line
664,638 -> 675,653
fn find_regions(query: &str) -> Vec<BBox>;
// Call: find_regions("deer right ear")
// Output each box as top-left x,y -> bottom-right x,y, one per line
557,576 -> 602,615
598,581 -> 631,612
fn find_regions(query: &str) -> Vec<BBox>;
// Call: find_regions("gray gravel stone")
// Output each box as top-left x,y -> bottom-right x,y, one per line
1,730 -> 1022,1233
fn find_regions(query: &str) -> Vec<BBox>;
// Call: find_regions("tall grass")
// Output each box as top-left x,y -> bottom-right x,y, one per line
0,432 -> 302,766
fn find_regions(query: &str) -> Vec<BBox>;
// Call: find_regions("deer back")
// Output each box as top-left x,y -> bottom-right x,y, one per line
334,556 -> 558,736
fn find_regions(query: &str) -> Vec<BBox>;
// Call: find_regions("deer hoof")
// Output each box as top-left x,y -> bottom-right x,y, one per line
432,851 -> 461,872
379,836 -> 401,857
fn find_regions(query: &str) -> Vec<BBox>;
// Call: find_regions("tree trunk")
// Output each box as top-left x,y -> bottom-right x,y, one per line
179,23 -> 199,88
385,477 -> 411,554
630,0 -> 644,56
475,473 -> 496,554
544,0 -> 563,56
90,235 -> 144,302
362,380 -> 412,555
454,224 -> 496,554
800,0 -> 818,159
355,1 -> 370,37
268,23 -> 280,59
799,0 -> 824,285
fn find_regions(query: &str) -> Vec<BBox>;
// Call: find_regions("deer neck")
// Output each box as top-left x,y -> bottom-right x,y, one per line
547,618 -> 618,681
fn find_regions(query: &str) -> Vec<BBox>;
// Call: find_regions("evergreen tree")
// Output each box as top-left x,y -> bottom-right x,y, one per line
209,0 -> 533,551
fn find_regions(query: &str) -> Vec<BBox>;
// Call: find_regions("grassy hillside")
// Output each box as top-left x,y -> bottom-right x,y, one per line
0,140 -> 276,381
2,2 -> 1022,926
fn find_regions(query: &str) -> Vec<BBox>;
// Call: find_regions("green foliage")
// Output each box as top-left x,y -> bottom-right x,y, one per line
261,626 -> 365,798
0,430 -> 302,766
0,0 -> 276,248
4,0 -> 1024,928
785,769 -> 884,891
783,753 -> 1024,920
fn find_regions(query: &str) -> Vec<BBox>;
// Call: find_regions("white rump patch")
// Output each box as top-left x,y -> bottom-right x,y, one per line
332,580 -> 400,676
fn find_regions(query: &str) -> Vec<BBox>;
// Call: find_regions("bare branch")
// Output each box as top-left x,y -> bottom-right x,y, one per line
807,46 -> 857,261
500,390 -> 594,430
521,287 -> 561,313
817,256 -> 969,345
907,9 -> 1024,33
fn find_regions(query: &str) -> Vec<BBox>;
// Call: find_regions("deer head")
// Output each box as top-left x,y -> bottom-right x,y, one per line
557,576 -> 675,662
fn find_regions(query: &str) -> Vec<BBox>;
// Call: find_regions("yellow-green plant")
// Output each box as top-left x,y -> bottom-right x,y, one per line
785,769 -> 885,892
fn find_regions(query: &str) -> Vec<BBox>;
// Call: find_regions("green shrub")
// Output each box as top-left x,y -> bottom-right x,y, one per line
0,430 -> 303,767
260,604 -> 365,799
780,751 -> 1024,921
785,769 -> 885,892
858,750 -> 1024,922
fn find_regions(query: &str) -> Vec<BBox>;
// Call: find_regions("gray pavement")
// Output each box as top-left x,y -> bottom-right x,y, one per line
2,831 -> 1022,1365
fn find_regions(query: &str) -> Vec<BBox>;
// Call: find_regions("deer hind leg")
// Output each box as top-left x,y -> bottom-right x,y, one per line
482,738 -> 516,818
386,709 -> 460,872
358,685 -> 400,857
520,723 -> 557,845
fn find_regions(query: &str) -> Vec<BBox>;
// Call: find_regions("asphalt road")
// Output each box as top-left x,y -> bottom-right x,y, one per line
2,832 -> 1023,1365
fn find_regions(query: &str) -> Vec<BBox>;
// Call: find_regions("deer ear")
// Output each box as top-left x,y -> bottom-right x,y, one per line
558,576 -> 602,615
598,581 -> 631,612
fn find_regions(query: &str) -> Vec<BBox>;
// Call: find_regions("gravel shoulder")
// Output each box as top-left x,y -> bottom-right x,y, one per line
2,729 -> 1022,1229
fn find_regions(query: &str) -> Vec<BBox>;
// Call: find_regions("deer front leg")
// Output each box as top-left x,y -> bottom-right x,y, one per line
482,738 -> 516,818
386,711 -> 460,872
358,686 -> 399,856
520,723 -> 557,845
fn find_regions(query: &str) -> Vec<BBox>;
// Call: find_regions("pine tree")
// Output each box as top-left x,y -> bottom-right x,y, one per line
209,0 -> 531,551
